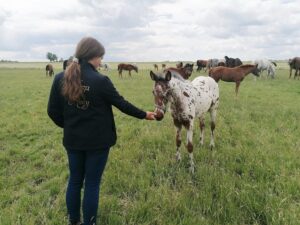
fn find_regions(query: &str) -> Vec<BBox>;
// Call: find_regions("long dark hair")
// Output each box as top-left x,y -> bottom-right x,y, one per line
62,37 -> 105,103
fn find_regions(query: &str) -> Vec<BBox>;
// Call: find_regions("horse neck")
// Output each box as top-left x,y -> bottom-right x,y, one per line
241,66 -> 255,76
168,79 -> 188,106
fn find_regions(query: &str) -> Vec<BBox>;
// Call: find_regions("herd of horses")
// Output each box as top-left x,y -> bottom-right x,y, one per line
44,56 -> 299,173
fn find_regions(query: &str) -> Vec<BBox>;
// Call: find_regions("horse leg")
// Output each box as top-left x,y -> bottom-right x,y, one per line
209,108 -> 217,150
186,124 -> 195,173
290,68 -> 292,79
235,81 -> 241,97
175,124 -> 182,161
129,70 -> 131,77
199,117 -> 205,146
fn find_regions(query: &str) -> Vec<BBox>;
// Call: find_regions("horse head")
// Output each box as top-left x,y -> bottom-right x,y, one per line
150,70 -> 172,121
251,64 -> 260,77
133,65 -> 138,73
183,63 -> 194,78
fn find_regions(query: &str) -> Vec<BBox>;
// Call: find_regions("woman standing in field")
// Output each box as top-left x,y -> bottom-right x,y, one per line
47,37 -> 156,225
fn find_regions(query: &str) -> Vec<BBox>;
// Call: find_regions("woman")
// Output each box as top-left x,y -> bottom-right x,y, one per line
47,37 -> 156,225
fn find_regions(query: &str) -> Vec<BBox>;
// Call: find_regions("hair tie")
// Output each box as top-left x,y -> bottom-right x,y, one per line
73,57 -> 79,63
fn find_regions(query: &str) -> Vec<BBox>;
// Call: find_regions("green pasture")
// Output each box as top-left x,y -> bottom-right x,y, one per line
0,61 -> 299,225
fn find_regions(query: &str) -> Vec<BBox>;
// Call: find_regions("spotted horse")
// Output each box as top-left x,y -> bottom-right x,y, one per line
150,70 -> 219,173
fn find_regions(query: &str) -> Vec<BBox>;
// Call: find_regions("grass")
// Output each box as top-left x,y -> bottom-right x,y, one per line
0,62 -> 299,225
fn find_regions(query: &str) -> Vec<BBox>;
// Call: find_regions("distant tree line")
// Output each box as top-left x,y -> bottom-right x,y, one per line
0,59 -> 19,63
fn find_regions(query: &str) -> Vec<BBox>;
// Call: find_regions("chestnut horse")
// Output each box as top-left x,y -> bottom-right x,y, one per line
164,63 -> 194,80
150,70 -> 219,173
45,64 -> 54,77
209,64 -> 259,96
117,63 -> 138,78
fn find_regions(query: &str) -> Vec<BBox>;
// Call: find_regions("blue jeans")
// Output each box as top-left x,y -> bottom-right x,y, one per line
66,148 -> 109,225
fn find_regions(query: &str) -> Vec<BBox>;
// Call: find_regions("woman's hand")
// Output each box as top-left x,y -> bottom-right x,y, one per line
145,111 -> 157,120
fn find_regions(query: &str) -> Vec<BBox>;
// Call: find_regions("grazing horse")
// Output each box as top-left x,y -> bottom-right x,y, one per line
45,64 -> 54,77
162,64 -> 166,70
99,63 -> 110,71
176,62 -> 183,68
154,64 -> 159,71
150,70 -> 219,173
206,59 -> 219,71
164,63 -> 194,80
196,60 -> 207,71
209,64 -> 260,96
288,57 -> 300,79
253,59 -> 277,79
224,56 -> 243,67
117,63 -> 138,78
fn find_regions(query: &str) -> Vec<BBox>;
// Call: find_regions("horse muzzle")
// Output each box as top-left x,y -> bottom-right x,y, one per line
154,107 -> 165,121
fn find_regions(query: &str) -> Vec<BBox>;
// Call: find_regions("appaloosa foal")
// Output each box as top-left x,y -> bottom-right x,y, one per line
150,70 -> 219,173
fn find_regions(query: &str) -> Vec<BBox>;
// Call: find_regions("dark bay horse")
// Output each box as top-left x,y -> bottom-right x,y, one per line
117,63 -> 138,78
224,56 -> 243,67
45,64 -> 54,77
164,63 -> 194,80
288,57 -> 300,79
63,59 -> 71,70
196,60 -> 207,71
209,64 -> 259,96
176,62 -> 183,68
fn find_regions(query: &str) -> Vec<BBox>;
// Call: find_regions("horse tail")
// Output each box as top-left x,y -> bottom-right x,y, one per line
271,61 -> 277,67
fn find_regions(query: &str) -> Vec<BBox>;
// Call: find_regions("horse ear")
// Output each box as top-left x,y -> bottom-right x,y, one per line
150,71 -> 157,81
165,70 -> 172,81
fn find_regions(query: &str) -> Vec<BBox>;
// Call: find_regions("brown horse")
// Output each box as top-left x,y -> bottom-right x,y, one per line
162,64 -> 166,70
45,64 -> 54,77
117,63 -> 138,78
164,63 -> 194,80
176,62 -> 183,68
153,64 -> 158,71
196,59 -> 207,71
209,64 -> 259,96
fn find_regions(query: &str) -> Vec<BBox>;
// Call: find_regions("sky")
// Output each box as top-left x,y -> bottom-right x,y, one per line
0,0 -> 299,62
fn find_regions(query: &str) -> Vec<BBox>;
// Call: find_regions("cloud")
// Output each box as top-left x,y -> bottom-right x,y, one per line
0,0 -> 299,61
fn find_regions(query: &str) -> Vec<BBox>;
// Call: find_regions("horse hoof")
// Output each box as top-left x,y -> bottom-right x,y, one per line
210,143 -> 215,150
189,166 -> 195,174
176,153 -> 181,162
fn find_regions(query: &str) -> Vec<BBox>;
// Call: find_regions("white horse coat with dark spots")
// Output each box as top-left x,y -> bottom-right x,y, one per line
253,59 -> 276,79
150,71 -> 219,173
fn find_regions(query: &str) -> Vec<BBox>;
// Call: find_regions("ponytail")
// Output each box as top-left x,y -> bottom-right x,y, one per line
62,61 -> 83,103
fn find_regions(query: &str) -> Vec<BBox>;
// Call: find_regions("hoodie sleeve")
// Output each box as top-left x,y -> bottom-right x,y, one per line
47,75 -> 64,128
101,76 -> 146,119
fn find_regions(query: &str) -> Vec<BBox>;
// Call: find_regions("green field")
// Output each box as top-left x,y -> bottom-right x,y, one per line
0,62 -> 299,225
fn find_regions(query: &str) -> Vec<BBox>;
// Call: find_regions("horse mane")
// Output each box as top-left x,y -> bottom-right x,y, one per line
164,68 -> 186,81
238,64 -> 255,68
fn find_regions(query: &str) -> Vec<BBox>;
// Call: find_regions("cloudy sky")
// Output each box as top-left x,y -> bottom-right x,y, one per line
0,0 -> 299,62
